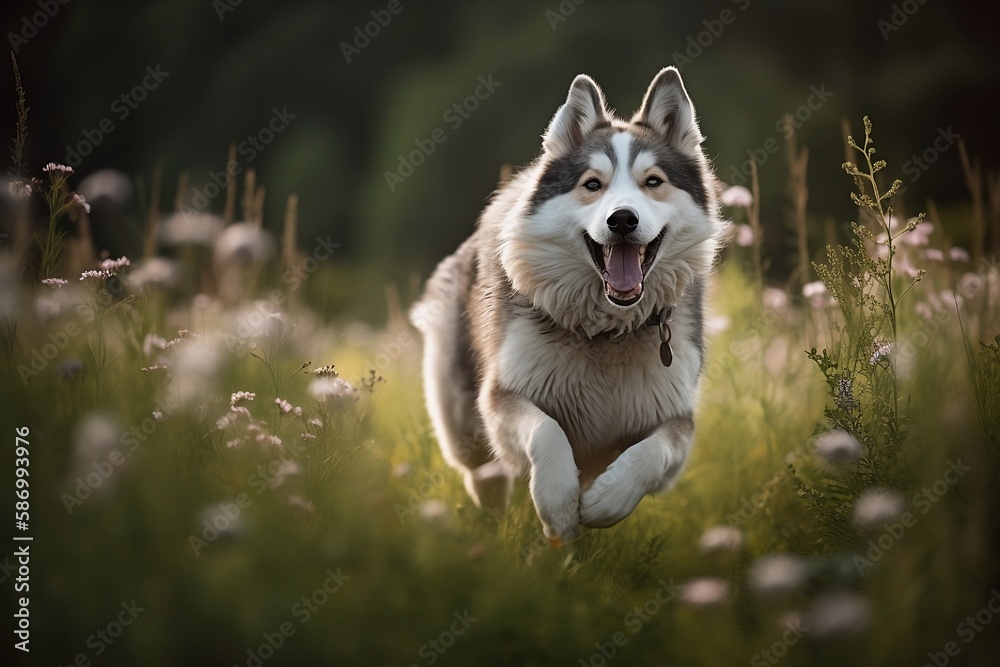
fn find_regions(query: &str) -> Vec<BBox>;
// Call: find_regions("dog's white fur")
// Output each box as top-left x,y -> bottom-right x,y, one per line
412,67 -> 722,540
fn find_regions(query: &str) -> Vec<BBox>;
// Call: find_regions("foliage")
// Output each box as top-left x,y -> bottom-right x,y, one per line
796,118 -> 931,543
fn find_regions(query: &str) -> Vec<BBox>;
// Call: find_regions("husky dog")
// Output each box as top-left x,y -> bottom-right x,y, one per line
411,67 -> 722,542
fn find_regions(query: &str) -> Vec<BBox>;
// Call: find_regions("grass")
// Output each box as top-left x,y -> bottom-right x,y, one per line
2,117 -> 1000,666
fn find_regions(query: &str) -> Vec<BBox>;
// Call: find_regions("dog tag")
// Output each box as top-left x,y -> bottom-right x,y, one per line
658,320 -> 673,367
660,340 -> 673,367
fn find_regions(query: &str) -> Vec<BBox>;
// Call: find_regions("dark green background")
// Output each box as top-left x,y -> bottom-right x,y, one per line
4,0 -> 997,281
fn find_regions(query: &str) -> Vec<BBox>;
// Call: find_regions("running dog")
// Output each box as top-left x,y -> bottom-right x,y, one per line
411,67 -> 722,542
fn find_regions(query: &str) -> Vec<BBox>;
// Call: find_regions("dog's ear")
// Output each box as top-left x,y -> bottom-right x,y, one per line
634,67 -> 703,154
542,74 -> 610,158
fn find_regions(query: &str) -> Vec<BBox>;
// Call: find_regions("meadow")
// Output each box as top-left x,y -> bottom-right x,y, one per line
3,109 -> 1000,667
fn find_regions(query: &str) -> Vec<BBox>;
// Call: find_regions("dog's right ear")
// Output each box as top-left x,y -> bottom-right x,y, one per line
542,75 -> 610,158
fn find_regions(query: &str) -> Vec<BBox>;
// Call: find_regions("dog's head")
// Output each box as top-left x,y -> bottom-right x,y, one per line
498,67 -> 722,336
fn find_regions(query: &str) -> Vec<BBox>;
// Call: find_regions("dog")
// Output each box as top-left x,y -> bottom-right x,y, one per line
411,67 -> 722,542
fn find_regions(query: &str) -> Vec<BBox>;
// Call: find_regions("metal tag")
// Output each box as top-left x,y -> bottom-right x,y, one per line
660,340 -> 673,367
658,320 -> 673,367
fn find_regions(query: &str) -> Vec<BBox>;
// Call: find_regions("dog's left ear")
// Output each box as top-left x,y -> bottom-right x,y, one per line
634,67 -> 703,155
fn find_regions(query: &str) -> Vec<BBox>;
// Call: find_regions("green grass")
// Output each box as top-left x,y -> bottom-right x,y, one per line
3,119 -> 1000,666
3,253 -> 997,666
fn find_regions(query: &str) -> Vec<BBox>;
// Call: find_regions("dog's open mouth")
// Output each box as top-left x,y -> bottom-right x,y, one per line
585,230 -> 664,307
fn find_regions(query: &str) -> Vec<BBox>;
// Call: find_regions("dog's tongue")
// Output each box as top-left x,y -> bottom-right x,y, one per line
605,243 -> 643,292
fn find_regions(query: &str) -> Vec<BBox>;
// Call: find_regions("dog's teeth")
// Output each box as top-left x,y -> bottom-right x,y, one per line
638,246 -> 646,263
603,245 -> 612,262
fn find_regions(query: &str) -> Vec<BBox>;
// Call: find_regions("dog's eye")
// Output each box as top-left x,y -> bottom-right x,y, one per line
645,175 -> 664,188
582,178 -> 602,192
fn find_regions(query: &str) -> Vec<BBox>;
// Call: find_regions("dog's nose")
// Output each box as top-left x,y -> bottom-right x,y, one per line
606,207 -> 639,235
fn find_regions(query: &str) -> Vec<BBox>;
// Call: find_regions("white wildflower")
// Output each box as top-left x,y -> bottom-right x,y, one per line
869,336 -> 893,365
735,223 -> 754,247
71,192 -> 91,214
807,592 -> 871,638
231,391 -> 256,406
157,211 -> 223,247
42,163 -> 74,175
312,364 -> 338,377
853,488 -> 905,528
8,180 -> 32,198
948,247 -> 970,263
814,430 -> 862,467
680,578 -> 730,607
309,376 -> 359,409
268,460 -> 300,489
127,257 -> 180,292
720,184 -> 753,208
143,333 -> 167,359
698,526 -> 744,554
287,494 -> 314,512
762,287 -> 790,312
803,280 -> 834,308
418,499 -> 449,522
749,553 -> 807,595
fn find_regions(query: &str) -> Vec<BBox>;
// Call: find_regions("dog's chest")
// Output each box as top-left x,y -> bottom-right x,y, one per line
495,315 -> 699,452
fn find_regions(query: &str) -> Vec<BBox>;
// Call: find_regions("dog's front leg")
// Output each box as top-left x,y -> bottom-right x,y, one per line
481,387 -> 581,541
579,414 -> 694,528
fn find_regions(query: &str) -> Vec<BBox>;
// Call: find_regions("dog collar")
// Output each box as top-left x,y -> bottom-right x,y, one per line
605,306 -> 673,367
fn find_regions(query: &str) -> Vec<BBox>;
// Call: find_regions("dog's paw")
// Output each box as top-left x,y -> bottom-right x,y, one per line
463,461 -> 513,512
530,473 -> 581,542
579,462 -> 648,528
